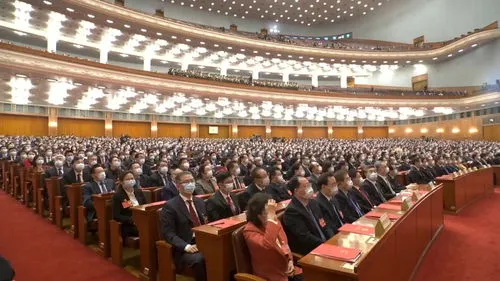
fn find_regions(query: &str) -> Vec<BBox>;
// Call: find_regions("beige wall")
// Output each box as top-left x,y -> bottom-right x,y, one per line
389,116 -> 483,140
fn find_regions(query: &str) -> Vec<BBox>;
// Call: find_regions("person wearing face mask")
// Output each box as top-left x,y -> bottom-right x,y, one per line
0,146 -> 8,160
134,153 -> 152,176
374,161 -> 397,200
314,172 -> 344,235
45,155 -> 69,178
23,151 -> 37,168
130,162 -> 152,187
407,158 -> 430,184
33,155 -> 45,173
360,166 -> 387,205
226,161 -> 244,190
64,151 -> 75,169
62,157 -> 91,187
286,162 -> 305,181
7,148 -> 19,163
267,168 -> 292,202
334,170 -> 364,223
178,158 -> 191,172
308,162 -> 322,192
238,167 -> 270,211
194,163 -> 217,195
83,165 -> 116,221
205,171 -> 241,222
282,176 -> 332,256
44,149 -> 54,166
112,171 -> 146,239
159,171 -> 208,281
348,169 -> 375,214
105,156 -> 123,181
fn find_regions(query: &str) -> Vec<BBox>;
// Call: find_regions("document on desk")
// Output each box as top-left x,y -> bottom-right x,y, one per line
365,211 -> 401,221
377,203 -> 402,211
339,223 -> 375,236
311,244 -> 362,263
208,218 -> 242,228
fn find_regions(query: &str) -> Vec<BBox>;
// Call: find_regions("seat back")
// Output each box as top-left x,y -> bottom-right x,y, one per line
231,225 -> 253,274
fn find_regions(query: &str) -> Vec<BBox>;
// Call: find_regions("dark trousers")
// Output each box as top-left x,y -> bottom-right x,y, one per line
176,252 -> 207,281
289,274 -> 304,281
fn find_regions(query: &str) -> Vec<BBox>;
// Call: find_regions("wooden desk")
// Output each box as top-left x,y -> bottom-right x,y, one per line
298,184 -> 443,281
93,193 -> 114,257
436,167 -> 494,214
193,200 -> 290,281
45,177 -> 63,225
397,171 -> 409,187
132,201 -> 166,281
493,165 -> 500,186
67,183 -> 85,239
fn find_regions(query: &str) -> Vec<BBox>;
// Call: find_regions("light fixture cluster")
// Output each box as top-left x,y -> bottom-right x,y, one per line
9,75 -> 33,105
47,80 -> 76,105
165,0 -> 386,25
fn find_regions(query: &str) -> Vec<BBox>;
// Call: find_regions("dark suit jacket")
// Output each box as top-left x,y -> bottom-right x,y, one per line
399,163 -> 411,171
112,187 -> 146,237
350,187 -> 374,214
433,165 -> 448,177
135,174 -> 151,188
282,197 -> 333,256
361,180 -> 386,206
206,190 -> 241,222
159,195 -> 207,262
45,166 -> 70,179
387,175 -> 405,192
376,175 -> 397,200
335,190 -> 363,223
267,182 -> 291,202
314,192 -> 343,235
141,164 -> 152,176
149,172 -> 170,187
105,167 -> 122,181
82,179 -> 116,220
195,178 -> 217,195
309,174 -> 319,192
238,183 -> 266,211
407,167 -> 429,184
62,169 -> 92,186
422,167 -> 436,181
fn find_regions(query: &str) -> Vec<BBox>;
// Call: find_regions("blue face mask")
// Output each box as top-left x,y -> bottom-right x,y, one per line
183,182 -> 195,194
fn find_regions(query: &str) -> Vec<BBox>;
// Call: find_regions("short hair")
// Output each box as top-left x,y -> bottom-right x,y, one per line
317,172 -> 334,189
269,167 -> 282,178
215,171 -> 232,184
246,193 -> 271,228
287,176 -> 302,194
333,170 -> 348,183
90,164 -> 103,175
290,162 -> 301,173
118,170 -> 134,182
251,166 -> 266,179
175,171 -> 193,183
226,161 -> 239,171
347,169 -> 358,179
72,156 -> 84,164
0,256 -> 15,281
197,163 -> 211,178
374,161 -> 384,170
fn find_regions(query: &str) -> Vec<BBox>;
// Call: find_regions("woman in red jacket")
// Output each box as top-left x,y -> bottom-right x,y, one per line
243,193 -> 303,281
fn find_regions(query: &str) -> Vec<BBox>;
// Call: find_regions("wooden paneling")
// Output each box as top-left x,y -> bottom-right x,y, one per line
303,127 -> 327,138
389,117 -> 482,140
238,126 -> 266,138
198,125 -> 229,138
483,125 -> 500,141
332,127 -> 357,139
112,121 -> 151,138
271,126 -> 297,138
0,114 -> 48,136
157,123 -> 190,138
58,118 -> 105,137
363,127 -> 388,138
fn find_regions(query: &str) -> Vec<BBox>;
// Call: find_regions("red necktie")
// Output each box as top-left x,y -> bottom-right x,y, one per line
359,188 -> 374,207
186,200 -> 201,226
226,196 -> 236,215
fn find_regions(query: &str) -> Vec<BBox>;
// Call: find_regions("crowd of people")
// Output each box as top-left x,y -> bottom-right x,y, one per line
167,68 -> 300,90
308,86 -> 470,97
1,136 -> 499,281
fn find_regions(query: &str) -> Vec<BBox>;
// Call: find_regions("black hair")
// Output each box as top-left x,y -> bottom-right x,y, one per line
246,193 -> 271,229
317,172 -> 334,190
215,171 -> 232,184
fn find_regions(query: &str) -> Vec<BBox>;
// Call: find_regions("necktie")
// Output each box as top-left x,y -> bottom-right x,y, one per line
359,188 -> 374,207
383,177 -> 396,195
99,182 -> 106,194
226,195 -> 236,215
374,183 -> 386,202
348,193 -> 364,217
306,206 -> 326,242
186,200 -> 201,227
162,175 -> 167,187
57,168 -> 61,176
78,173 -> 83,183
329,200 -> 344,226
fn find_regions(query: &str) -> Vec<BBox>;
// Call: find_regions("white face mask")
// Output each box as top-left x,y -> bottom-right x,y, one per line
160,166 -> 169,174
138,158 -> 145,165
368,173 -> 378,181
224,183 -> 234,192
183,182 -> 195,194
346,180 -> 354,188
36,159 -> 44,165
75,163 -> 85,171
123,179 -> 136,189
234,168 -> 241,176
55,160 -> 63,167
112,161 -> 121,168
206,170 -> 213,178
133,168 -> 143,175
305,186 -> 314,198
97,172 -> 106,181
90,160 -> 98,166
181,163 -> 190,170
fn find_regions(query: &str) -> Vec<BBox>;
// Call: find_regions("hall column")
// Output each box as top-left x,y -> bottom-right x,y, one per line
327,121 -> 333,138
190,117 -> 198,138
297,123 -> 303,138
151,115 -> 158,138
48,108 -> 58,136
357,124 -> 364,139
104,112 -> 113,137
231,121 -> 238,138
311,74 -> 318,88
265,120 -> 271,138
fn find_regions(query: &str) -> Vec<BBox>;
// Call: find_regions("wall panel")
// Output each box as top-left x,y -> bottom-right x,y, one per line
483,125 -> 500,141
271,126 -> 297,138
389,117 -> 482,140
0,114 -> 48,136
333,127 -> 358,139
303,127 -> 328,138
238,126 -> 266,138
198,125 -> 229,138
157,123 -> 190,138
112,121 -> 151,138
364,127 -> 389,138
58,118 -> 105,137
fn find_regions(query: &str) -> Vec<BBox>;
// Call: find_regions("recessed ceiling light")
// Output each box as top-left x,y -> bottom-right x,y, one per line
124,24 -> 131,28
418,60 -> 423,63
73,44 -> 83,49
46,78 -> 57,82
43,0 -> 52,5
156,32 -> 162,36
73,82 -> 82,86
447,54 -> 453,57
97,86 -> 106,89
200,42 -> 205,45
458,49 -> 463,53
106,19 -> 114,24
432,57 -> 438,60
141,28 -> 147,32
214,44 -> 219,47
120,54 -> 129,57
185,38 -> 191,42
227,46 -> 232,49
161,60 -> 168,64
87,14 -> 95,18
15,74 -> 28,78
471,44 -> 478,47
66,8 -> 74,12
171,35 -> 177,39
253,50 -> 258,53
406,60 -> 411,63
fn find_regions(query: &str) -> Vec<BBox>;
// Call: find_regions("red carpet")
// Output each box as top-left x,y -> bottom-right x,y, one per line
0,191 -> 137,281
414,188 -> 500,281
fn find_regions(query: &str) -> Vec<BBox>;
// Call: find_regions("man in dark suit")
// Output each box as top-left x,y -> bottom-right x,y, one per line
149,160 -> 171,187
135,152 -> 152,176
206,172 -> 241,222
282,176 -> 334,256
105,156 -> 123,181
82,165 -> 115,221
308,162 -> 322,192
433,158 -> 450,177
387,165 -> 406,192
62,157 -> 91,186
407,158 -> 430,184
130,162 -> 151,187
334,170 -> 364,223
45,155 -> 70,178
7,148 -> 20,163
266,167 -> 291,202
237,167 -> 269,211
375,161 -> 397,200
349,169 -> 374,214
399,156 -> 411,171
159,171 -> 207,281
158,167 -> 181,201
361,166 -> 387,205
314,172 -> 344,235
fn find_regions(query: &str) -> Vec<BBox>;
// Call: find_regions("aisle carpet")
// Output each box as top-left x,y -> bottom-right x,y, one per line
414,188 -> 500,281
0,191 -> 137,281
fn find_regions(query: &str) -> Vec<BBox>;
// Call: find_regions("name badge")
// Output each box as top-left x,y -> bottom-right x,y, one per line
122,200 -> 132,209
